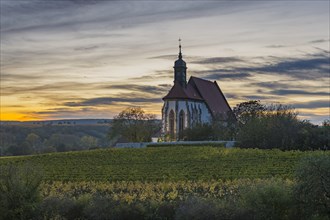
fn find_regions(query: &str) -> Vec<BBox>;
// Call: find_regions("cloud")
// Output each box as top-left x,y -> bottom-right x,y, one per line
239,53 -> 330,79
293,100 -> 329,109
309,39 -> 330,44
191,57 -> 243,64
271,89 -> 329,96
200,52 -> 330,80
129,70 -> 173,82
265,45 -> 286,48
180,51 -> 329,81
1,82 -> 93,96
2,80 -> 172,97
242,95 -> 276,101
64,96 -> 162,107
203,72 -> 251,80
102,84 -> 172,95
250,81 -> 293,89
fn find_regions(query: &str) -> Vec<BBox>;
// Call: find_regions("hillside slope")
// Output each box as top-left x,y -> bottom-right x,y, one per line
0,147 -> 328,181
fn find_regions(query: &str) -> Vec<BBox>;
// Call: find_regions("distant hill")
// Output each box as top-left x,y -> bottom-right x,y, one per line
0,119 -> 112,126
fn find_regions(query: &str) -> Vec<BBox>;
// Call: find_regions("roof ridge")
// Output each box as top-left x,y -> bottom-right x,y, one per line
191,76 -> 214,83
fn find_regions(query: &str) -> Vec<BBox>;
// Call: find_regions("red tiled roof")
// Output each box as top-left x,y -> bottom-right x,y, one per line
163,76 -> 232,117
162,82 -> 203,101
189,77 -> 231,116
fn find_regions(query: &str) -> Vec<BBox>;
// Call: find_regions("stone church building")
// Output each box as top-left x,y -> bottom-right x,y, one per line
162,43 -> 232,140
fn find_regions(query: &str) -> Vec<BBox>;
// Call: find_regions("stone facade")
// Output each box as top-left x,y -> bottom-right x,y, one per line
162,100 -> 211,140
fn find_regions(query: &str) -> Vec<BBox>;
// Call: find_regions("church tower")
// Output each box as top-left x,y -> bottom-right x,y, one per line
174,39 -> 187,87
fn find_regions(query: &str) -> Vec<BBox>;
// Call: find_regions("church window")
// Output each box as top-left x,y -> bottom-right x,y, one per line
179,110 -> 185,140
169,110 -> 175,139
187,109 -> 190,128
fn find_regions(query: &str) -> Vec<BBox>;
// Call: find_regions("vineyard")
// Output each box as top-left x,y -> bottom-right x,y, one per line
40,179 -> 293,204
1,146 -> 328,182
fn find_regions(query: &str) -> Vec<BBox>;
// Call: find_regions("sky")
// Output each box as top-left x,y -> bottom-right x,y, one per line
1,0 -> 329,124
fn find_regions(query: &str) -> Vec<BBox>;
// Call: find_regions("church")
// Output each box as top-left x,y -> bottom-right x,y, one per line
162,42 -> 232,140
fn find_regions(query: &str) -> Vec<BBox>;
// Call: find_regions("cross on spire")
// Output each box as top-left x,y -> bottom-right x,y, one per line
178,38 -> 182,59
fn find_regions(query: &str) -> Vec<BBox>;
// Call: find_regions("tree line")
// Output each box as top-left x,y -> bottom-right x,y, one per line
0,125 -> 110,156
1,100 -> 328,156
183,100 -> 329,150
109,101 -> 329,151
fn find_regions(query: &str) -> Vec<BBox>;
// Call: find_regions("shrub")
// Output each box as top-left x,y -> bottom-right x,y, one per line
0,164 -> 42,220
294,154 -> 330,219
240,179 -> 295,220
84,195 -> 147,220
153,202 -> 177,220
175,196 -> 219,220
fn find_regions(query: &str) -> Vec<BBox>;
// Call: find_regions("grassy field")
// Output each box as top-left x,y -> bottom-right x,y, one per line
1,146 -> 328,182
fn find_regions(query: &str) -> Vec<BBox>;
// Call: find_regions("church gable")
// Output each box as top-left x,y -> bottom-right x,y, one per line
189,77 -> 232,117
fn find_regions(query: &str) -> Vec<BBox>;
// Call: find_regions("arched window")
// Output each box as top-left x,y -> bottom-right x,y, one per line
192,107 -> 197,126
179,110 -> 185,140
187,109 -> 191,128
169,110 -> 175,140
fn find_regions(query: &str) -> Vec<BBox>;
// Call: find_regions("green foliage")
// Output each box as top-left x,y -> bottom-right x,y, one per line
183,123 -> 214,141
0,124 -> 110,156
25,133 -> 42,152
109,107 -> 161,142
234,101 -> 329,150
175,196 -> 219,220
0,151 -> 327,219
80,135 -> 98,149
32,178 -> 304,220
183,112 -> 236,141
233,100 -> 265,125
0,165 -> 42,220
240,179 -> 295,220
1,147 -> 328,182
294,154 -> 330,218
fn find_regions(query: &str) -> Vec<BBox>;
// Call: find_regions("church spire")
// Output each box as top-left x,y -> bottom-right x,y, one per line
178,38 -> 182,59
174,38 -> 187,87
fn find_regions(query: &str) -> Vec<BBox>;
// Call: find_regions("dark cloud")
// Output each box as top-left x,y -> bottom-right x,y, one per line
2,80 -> 172,98
223,93 -> 239,99
191,57 -> 243,64
309,39 -> 330,44
34,107 -> 95,115
101,84 -> 171,95
1,73 -> 45,82
233,52 -> 329,80
243,95 -> 273,100
271,89 -> 329,96
64,96 -> 162,107
149,55 -> 177,60
203,72 -> 251,80
293,100 -> 329,109
265,45 -> 286,48
181,51 -> 329,81
250,81 -> 292,89
130,70 -> 173,82
1,82 -> 92,96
